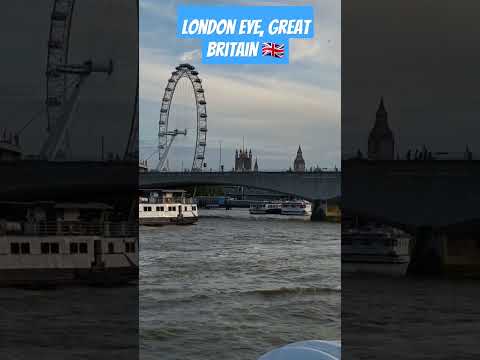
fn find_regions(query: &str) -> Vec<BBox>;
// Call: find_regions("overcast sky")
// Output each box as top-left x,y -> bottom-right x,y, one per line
342,0 -> 480,159
139,0 -> 340,171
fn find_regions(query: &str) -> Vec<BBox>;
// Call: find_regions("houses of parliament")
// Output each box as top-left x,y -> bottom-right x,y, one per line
233,145 -> 307,172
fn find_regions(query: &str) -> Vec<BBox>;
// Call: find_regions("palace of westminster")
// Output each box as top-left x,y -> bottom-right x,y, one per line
233,145 -> 308,173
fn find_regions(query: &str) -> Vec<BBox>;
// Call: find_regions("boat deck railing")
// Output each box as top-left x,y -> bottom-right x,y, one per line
1,221 -> 137,237
140,197 -> 194,204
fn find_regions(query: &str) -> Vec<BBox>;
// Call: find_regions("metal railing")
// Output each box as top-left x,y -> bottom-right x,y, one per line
145,170 -> 340,174
1,221 -> 137,237
139,197 -> 194,204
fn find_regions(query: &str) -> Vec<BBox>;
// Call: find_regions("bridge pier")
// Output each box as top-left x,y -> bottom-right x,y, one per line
408,227 -> 444,276
311,200 -> 326,222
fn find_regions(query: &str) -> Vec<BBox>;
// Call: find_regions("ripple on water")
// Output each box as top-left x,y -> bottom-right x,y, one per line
140,209 -> 341,360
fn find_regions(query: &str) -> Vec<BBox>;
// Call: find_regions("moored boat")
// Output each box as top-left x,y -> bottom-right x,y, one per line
281,200 -> 312,216
0,201 -> 138,287
139,190 -> 198,226
342,226 -> 411,276
249,201 -> 282,214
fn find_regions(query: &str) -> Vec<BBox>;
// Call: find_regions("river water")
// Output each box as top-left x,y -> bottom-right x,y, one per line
0,286 -> 138,359
342,275 -> 480,359
140,208 -> 341,360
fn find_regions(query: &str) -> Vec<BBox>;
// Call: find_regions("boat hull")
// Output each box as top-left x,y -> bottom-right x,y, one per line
249,207 -> 282,215
281,210 -> 312,216
266,208 -> 282,214
342,255 -> 410,277
249,209 -> 267,214
139,216 -> 198,226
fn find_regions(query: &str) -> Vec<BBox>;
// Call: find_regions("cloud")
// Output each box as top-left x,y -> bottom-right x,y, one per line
139,0 -> 341,169
180,49 -> 201,62
140,48 -> 339,129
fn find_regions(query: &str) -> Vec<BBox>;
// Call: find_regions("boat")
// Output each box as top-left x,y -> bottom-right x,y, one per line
281,200 -> 312,216
342,226 -> 411,276
0,201 -> 138,287
249,201 -> 282,214
139,190 -> 198,226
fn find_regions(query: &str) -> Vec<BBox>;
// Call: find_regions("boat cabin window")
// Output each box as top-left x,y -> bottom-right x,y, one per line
172,206 -> 176,211
156,206 -> 162,212
21,243 -> 30,254
143,206 -> 152,212
108,242 -> 114,254
70,243 -> 78,254
192,206 -> 197,211
168,206 -> 172,211
79,243 -> 88,254
10,243 -> 20,254
125,242 -> 135,253
41,243 -> 49,254
51,243 -> 59,254
41,242 -> 59,254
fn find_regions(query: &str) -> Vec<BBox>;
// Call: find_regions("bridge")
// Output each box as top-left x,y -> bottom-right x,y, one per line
0,161 -> 137,202
140,171 -> 341,201
343,160 -> 480,228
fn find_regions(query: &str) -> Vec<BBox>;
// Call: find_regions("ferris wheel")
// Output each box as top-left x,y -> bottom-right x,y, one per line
157,63 -> 207,171
41,0 -> 114,160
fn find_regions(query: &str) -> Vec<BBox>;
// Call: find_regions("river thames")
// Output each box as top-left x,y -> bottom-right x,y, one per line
140,209 -> 341,360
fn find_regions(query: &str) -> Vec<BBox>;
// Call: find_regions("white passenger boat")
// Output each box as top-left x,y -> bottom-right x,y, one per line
0,201 -> 138,287
249,201 -> 282,214
139,190 -> 198,226
342,226 -> 411,276
281,200 -> 312,216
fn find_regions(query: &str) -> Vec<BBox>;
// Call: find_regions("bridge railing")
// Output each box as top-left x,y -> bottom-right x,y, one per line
144,170 -> 341,177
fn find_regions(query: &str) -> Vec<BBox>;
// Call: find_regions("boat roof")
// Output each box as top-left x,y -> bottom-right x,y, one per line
0,201 -> 55,206
0,201 -> 113,210
140,189 -> 186,193
54,203 -> 113,210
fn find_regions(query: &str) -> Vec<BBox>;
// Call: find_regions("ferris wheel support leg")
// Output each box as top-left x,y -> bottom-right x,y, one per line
156,136 -> 175,171
40,76 -> 86,160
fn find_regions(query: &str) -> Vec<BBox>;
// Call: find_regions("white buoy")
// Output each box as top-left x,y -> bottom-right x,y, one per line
258,340 -> 341,360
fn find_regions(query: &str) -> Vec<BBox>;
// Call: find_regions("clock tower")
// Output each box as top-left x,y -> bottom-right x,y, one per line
368,97 -> 395,160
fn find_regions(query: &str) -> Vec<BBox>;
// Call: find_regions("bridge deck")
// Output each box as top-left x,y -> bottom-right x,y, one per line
140,171 -> 341,201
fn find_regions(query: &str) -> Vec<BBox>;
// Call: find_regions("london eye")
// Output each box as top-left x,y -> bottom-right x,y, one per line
157,63 -> 207,171
40,0 -> 138,161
